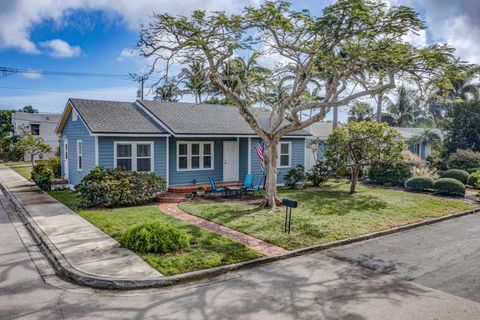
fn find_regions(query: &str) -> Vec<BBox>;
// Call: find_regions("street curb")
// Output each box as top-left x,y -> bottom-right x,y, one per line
1,178 -> 479,290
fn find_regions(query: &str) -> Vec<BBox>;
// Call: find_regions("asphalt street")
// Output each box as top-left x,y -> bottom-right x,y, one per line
2,192 -> 480,320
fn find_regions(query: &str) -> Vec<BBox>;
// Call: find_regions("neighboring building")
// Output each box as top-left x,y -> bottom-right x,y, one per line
304,123 -> 432,169
12,112 -> 62,160
55,99 -> 310,188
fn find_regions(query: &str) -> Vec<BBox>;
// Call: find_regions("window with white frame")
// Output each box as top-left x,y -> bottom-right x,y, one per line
115,142 -> 153,172
177,142 -> 213,171
278,141 -> 291,168
77,140 -> 83,171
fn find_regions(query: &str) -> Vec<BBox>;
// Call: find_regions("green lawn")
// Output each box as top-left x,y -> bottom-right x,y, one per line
5,162 -> 33,180
48,190 -> 261,275
179,181 -> 478,250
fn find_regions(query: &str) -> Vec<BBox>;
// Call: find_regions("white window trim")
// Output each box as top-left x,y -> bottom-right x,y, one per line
176,141 -> 214,171
278,141 -> 292,168
77,140 -> 83,171
72,109 -> 78,121
114,141 -> 154,173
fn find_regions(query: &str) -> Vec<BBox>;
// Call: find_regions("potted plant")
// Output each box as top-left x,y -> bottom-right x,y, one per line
196,185 -> 206,196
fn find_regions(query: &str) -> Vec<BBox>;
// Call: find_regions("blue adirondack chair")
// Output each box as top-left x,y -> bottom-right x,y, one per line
209,177 -> 226,196
246,176 -> 264,195
240,174 -> 254,190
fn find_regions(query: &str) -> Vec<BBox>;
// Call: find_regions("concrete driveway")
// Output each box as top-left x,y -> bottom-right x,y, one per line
328,212 -> 480,303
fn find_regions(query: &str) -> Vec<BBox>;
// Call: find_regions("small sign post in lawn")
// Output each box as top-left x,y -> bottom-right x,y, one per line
282,198 -> 297,234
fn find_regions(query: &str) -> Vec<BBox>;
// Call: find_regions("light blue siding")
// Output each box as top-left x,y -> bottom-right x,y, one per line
98,137 -> 167,178
250,138 -> 306,185
169,137 -> 236,185
60,112 -> 95,186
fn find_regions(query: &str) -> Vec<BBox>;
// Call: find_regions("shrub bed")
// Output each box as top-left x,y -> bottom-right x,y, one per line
31,162 -> 54,191
405,176 -> 434,192
121,222 -> 189,254
467,171 -> 480,188
46,156 -> 61,178
433,178 -> 466,196
75,166 -> 166,208
368,161 -> 412,186
447,149 -> 480,171
440,169 -> 470,184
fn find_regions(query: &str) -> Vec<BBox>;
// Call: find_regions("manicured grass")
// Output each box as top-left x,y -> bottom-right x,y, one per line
4,161 -> 33,180
179,181 -> 478,250
48,190 -> 261,275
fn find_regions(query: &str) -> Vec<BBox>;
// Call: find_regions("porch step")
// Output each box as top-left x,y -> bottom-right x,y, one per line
168,181 -> 242,194
158,192 -> 190,203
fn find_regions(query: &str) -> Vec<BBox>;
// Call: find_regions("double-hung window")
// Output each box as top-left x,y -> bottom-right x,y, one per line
31,124 -> 40,135
177,142 -> 213,171
278,141 -> 291,168
115,142 -> 153,172
77,140 -> 83,171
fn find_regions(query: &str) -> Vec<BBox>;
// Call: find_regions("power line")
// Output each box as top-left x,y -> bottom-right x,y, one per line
0,66 -> 130,80
0,86 -> 135,99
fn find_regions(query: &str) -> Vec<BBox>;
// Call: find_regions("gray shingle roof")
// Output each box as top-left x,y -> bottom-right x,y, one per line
138,100 -> 311,136
69,98 -> 168,134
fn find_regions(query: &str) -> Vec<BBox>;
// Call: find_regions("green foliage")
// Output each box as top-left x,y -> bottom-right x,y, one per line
440,169 -> 470,184
368,161 -> 412,186
75,167 -> 166,208
31,162 -> 54,191
446,149 -> 480,171
0,110 -> 15,137
121,222 -> 189,254
306,160 -> 331,187
46,156 -> 61,178
467,171 -> 480,188
284,164 -> 305,189
405,176 -> 434,192
17,134 -> 51,163
348,102 -> 374,122
18,105 -> 38,113
467,167 -> 480,174
326,121 -> 406,193
0,136 -> 25,161
443,101 -> 480,154
433,178 -> 466,196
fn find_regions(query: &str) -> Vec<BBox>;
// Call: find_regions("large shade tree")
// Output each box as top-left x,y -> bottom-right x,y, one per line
138,0 -> 456,208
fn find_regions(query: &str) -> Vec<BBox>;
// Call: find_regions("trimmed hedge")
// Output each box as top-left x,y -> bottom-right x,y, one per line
368,161 -> 412,186
121,222 -> 189,254
433,178 -> 466,196
440,169 -> 470,184
405,176 -> 434,192
31,162 -> 54,191
75,166 -> 166,208
467,171 -> 480,188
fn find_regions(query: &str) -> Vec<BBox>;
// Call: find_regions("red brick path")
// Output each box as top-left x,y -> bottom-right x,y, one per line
159,203 -> 289,257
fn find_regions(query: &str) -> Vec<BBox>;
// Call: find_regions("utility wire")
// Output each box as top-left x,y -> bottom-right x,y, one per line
0,66 -> 130,80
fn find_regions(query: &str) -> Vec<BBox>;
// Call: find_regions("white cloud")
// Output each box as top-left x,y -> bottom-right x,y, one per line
117,48 -> 139,62
0,0 -> 249,54
20,70 -> 42,79
39,39 -> 81,58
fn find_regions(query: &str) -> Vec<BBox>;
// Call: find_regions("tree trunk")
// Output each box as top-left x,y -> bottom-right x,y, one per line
31,153 -> 35,165
332,106 -> 339,129
264,139 -> 281,209
350,166 -> 359,194
376,93 -> 383,123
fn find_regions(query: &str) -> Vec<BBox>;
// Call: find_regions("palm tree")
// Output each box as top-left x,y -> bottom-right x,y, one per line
179,61 -> 211,103
348,102 -> 374,122
153,80 -> 182,102
408,128 -> 443,150
383,85 -> 429,127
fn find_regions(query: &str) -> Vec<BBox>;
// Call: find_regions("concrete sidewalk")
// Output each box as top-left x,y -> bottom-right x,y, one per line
0,165 -> 161,280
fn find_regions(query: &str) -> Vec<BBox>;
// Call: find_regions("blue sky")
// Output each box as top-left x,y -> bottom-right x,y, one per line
0,0 -> 478,120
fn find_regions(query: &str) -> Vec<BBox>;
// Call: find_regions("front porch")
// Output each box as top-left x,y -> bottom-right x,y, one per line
159,180 -> 244,204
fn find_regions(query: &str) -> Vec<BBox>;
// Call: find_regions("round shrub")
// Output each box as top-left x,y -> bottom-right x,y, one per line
440,169 -> 470,184
121,223 -> 189,254
433,178 -> 466,196
368,161 -> 412,186
467,171 -> 480,188
405,176 -> 434,192
31,162 -> 54,191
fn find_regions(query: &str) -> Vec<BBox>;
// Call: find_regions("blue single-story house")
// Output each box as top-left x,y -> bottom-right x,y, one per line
55,99 -> 311,188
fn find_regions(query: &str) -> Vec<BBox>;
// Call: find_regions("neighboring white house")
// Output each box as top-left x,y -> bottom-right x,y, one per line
12,112 -> 62,160
304,123 -> 433,170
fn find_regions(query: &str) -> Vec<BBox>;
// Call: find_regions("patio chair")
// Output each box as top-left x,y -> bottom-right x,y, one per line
246,176 -> 264,195
240,174 -> 254,190
208,177 -> 226,197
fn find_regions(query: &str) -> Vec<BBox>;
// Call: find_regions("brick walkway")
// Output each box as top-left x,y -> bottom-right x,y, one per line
159,203 -> 289,257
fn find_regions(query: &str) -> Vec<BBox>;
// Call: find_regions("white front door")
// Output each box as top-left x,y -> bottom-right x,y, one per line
63,139 -> 69,180
223,141 -> 239,181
